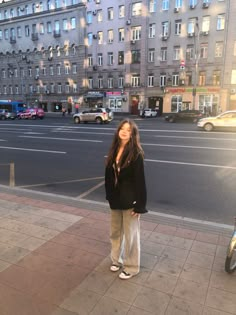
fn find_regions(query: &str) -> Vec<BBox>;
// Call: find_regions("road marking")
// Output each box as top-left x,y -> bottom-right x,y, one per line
19,136 -> 103,143
154,135 -> 236,141
142,143 -> 236,151
18,176 -> 104,188
0,146 -> 66,154
76,180 -> 105,199
52,130 -> 114,136
145,159 -> 236,170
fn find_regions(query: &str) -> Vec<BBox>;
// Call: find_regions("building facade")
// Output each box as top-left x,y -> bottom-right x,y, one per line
0,0 -> 236,114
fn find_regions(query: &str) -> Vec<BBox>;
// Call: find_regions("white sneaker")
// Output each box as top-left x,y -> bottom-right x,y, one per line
119,271 -> 133,280
110,264 -> 121,272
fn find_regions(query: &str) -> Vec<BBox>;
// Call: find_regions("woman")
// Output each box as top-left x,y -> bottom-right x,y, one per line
105,119 -> 147,280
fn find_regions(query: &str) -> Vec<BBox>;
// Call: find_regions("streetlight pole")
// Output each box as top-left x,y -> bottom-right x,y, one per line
192,19 -> 200,110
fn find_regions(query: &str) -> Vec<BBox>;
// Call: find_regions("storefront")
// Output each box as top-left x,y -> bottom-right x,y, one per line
83,91 -> 104,107
148,96 -> 163,116
106,91 -> 127,112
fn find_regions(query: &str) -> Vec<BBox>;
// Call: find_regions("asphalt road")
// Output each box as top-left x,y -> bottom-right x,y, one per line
0,115 -> 236,225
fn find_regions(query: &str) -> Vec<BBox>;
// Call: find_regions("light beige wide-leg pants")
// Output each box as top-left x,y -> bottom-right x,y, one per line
110,209 -> 140,275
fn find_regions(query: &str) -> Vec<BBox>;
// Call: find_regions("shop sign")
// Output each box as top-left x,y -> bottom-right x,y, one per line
106,91 -> 125,96
85,91 -> 104,98
168,87 -> 220,94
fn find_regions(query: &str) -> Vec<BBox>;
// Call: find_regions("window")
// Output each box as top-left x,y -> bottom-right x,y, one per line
148,75 -> 154,87
72,64 -> 77,74
131,26 -> 141,40
175,0 -> 183,8
25,26 -> 30,37
149,0 -> 157,12
0,30 -> 2,40
200,43 -> 208,59
47,22 -> 52,33
73,83 -> 77,93
149,24 -> 155,38
173,46 -> 180,60
57,64 -> 61,75
71,17 -> 76,29
87,11 -> 92,24
57,83 -> 62,93
118,76 -> 124,88
188,18 -> 197,35
171,95 -> 182,112
108,29 -> 114,43
118,51 -> 124,65
212,70 -> 220,86
186,45 -> 194,60
131,75 -> 140,87
98,77 -> 103,88
108,77 -> 113,88
215,42 -> 223,57
231,70 -> 236,84
199,71 -> 206,86
119,5 -> 125,18
50,65 -> 54,75
118,28 -> 125,42
108,52 -> 114,65
172,73 -> 179,86
161,48 -> 167,61
97,10 -> 102,22
162,0 -> 169,10
108,7 -> 114,20
202,16 -> 210,32
162,21 -> 169,37
65,64 -> 70,74
65,83 -> 70,93
131,50 -> 141,63
28,68 -> 32,77
98,31 -> 103,44
17,27 -> 21,37
148,49 -> 155,62
88,78 -> 93,89
63,19 -> 68,31
39,23 -> 44,34
132,2 -> 142,16
55,0 -> 60,9
217,14 -> 225,30
42,67 -> 46,76
175,20 -> 182,35
88,55 -> 93,66
189,0 -> 197,6
87,32 -> 93,46
55,20 -> 60,32
98,53 -> 103,66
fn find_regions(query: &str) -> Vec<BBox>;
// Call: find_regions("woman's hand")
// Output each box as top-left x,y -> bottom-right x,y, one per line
131,211 -> 140,218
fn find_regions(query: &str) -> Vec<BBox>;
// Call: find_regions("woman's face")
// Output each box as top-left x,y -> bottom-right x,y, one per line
118,122 -> 132,144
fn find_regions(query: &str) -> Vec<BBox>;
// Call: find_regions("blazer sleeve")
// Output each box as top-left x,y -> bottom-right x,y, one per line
133,154 -> 147,213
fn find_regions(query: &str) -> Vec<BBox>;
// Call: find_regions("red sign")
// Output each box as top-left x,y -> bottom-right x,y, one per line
180,60 -> 185,66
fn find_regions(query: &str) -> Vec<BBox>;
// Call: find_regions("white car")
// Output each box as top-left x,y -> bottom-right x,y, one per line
197,110 -> 236,131
140,109 -> 158,118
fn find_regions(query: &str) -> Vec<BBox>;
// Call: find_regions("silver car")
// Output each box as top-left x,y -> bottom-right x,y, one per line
73,107 -> 113,124
197,110 -> 236,131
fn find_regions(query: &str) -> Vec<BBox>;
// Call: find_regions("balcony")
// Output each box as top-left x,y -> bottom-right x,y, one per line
53,30 -> 61,38
31,33 -> 39,41
10,36 -> 16,44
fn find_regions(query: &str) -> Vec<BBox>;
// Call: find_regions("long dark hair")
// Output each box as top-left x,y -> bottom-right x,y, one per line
106,119 -> 144,168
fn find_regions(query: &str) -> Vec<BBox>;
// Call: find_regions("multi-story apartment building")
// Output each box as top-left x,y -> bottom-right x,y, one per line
0,0 -> 236,114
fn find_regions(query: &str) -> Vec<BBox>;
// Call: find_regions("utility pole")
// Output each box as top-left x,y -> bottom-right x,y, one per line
192,19 -> 200,110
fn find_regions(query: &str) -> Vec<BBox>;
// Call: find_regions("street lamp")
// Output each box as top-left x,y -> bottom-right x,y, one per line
192,19 -> 200,110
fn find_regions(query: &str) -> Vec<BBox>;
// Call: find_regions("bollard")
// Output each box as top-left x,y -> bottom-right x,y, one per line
9,163 -> 15,187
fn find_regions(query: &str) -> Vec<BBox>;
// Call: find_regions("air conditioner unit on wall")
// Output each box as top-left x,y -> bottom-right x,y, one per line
93,10 -> 97,15
202,2 -> 209,8
190,4 -> 195,9
230,89 -> 236,94
126,20 -> 131,25
174,7 -> 179,13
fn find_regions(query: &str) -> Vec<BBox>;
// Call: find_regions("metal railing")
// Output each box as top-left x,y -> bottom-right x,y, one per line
0,163 -> 15,187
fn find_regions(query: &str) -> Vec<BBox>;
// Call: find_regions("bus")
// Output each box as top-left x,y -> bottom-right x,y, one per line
0,100 -> 26,113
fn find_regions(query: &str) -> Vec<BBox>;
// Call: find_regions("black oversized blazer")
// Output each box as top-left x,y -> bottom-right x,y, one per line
105,154 -> 147,214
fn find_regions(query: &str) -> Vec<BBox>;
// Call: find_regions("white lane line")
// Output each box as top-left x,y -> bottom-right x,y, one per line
0,139 -> 6,142
154,135 -> 236,141
19,136 -> 102,143
52,130 -> 114,136
19,176 -> 104,188
145,159 -> 236,170
142,143 -> 236,151
0,146 -> 66,154
76,180 -> 105,199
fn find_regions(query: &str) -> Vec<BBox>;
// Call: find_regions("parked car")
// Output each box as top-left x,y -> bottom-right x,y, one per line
73,107 -> 113,124
0,109 -> 17,120
17,108 -> 45,120
140,108 -> 158,118
197,110 -> 236,131
165,109 -> 205,123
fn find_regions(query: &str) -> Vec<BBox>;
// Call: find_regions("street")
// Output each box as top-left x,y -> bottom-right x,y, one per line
0,116 -> 236,224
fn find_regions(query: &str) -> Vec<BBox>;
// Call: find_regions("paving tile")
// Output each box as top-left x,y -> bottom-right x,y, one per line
154,224 -> 177,235
218,235 -> 231,246
196,231 -> 219,245
203,306 -> 233,315
140,252 -> 159,269
148,231 -> 172,245
191,240 -> 217,256
206,287 -> 236,314
140,229 -> 152,241
141,240 -> 166,256
216,245 -> 228,259
129,267 -> 152,285
0,264 -> 49,295
79,270 -> 116,294
0,228 -> 29,246
210,270 -> 236,294
161,246 -> 189,262
168,235 -> 194,250
127,306 -> 154,315
185,251 -> 214,269
175,227 -> 197,240
180,263 -> 211,284
212,256 -> 225,273
66,224 -> 110,243
90,295 -> 131,315
165,296 -> 203,315
144,270 -> 178,294
61,287 -> 102,315
105,277 -> 142,304
15,236 -> 46,251
133,286 -> 170,314
5,210 -> 42,224
51,308 -> 78,315
0,259 -> 11,272
86,211 -> 110,222
173,278 -> 208,305
154,256 -> 184,277
140,220 -> 158,231
0,245 -> 30,264
33,217 -> 75,231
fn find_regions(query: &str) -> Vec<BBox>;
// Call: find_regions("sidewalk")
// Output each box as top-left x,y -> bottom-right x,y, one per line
0,186 -> 235,315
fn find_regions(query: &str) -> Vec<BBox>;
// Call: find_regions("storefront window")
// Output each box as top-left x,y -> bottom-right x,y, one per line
199,94 -> 219,116
171,95 -> 182,112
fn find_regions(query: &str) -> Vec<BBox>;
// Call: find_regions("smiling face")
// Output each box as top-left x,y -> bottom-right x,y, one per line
118,122 -> 132,144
